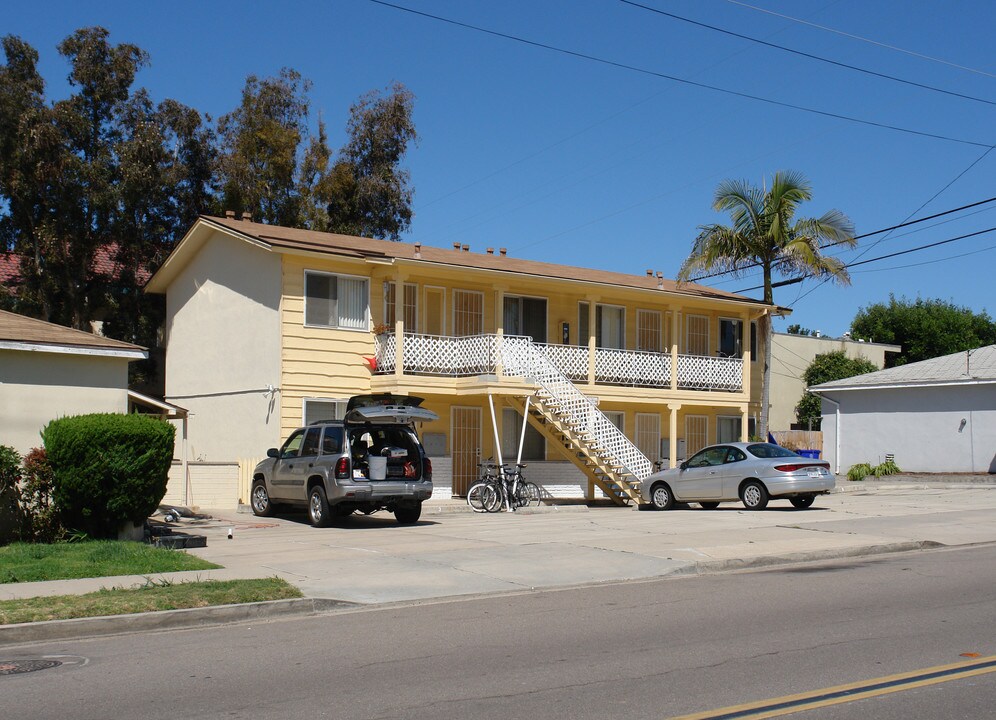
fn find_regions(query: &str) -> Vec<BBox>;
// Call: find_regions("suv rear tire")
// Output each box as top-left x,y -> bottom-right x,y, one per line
309,485 -> 332,528
394,503 -> 422,525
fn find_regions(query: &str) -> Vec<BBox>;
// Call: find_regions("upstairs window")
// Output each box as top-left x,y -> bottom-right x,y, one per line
305,271 -> 369,330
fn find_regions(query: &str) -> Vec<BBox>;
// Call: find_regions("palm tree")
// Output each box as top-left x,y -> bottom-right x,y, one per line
677,170 -> 855,438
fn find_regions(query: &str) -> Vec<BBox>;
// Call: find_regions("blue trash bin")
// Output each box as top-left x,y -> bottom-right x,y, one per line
797,449 -> 821,459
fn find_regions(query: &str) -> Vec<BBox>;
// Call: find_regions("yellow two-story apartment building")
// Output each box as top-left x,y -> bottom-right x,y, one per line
147,215 -> 776,505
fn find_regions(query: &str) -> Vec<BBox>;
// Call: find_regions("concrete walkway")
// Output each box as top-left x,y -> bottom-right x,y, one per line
2,478 -> 994,644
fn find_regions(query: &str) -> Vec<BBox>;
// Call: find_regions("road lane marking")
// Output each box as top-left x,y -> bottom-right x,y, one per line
668,655 -> 996,719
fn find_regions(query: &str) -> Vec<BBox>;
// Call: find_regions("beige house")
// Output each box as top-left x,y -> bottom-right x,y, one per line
0,310 -> 147,456
768,331 -> 900,432
147,215 -> 781,505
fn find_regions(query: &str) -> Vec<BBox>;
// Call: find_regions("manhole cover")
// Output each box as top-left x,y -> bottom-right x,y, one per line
0,659 -> 62,676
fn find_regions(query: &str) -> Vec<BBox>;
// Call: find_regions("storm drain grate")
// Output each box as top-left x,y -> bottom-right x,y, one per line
0,659 -> 62,676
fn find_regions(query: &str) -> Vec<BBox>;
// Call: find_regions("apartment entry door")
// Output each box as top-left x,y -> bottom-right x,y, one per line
451,406 -> 482,496
504,296 -> 547,343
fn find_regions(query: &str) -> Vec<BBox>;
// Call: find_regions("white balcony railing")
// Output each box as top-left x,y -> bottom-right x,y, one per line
374,332 -> 743,392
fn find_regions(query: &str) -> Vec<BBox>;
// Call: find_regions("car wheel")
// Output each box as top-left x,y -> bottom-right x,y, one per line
790,496 -> 815,509
741,481 -> 769,510
250,481 -> 273,517
699,501 -> 720,510
308,485 -> 331,528
395,503 -> 422,525
650,482 -> 674,510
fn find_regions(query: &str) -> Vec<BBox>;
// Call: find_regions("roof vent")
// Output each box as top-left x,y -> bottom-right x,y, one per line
414,242 -> 422,259
453,242 -> 461,250
656,271 -> 664,289
499,248 -> 507,257
646,269 -> 653,277
462,244 -> 470,252
225,210 -> 236,219
241,212 -> 253,222
486,248 -> 494,255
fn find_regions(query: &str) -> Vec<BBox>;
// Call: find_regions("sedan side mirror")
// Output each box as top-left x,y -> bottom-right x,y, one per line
266,448 -> 280,459
679,461 -> 688,471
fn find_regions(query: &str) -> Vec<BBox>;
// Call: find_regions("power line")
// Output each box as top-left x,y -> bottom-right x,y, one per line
852,243 -> 996,274
688,195 -> 996,281
734,226 -> 996,292
724,0 -> 996,80
368,0 -> 995,149
620,1 -> 996,107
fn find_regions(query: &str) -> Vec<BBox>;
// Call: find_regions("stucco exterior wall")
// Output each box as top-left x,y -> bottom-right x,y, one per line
164,230 -> 282,461
0,349 -> 130,456
769,333 -> 898,432
821,384 -> 996,473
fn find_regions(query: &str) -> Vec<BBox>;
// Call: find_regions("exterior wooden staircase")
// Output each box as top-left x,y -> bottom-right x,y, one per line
499,336 -> 653,506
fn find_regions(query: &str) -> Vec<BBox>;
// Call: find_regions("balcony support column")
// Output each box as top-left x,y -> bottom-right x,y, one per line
586,296 -> 598,387
741,405 -> 749,442
495,287 -> 506,379
393,269 -> 408,379
667,403 -> 681,469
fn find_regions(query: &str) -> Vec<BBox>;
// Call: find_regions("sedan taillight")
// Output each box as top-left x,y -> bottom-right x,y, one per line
774,462 -> 830,472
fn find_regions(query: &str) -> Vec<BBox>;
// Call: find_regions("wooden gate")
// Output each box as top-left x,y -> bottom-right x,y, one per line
451,406 -> 482,496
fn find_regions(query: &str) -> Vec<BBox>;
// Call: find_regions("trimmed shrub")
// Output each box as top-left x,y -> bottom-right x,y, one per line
21,447 -> 64,542
42,414 -> 175,538
0,445 -> 24,545
847,463 -> 873,482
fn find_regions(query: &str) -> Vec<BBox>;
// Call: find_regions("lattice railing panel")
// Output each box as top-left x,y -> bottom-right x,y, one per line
594,347 -> 671,386
677,354 -> 742,391
534,343 -> 588,381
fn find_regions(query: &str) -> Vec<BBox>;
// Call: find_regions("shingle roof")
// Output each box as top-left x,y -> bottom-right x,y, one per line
196,216 -> 768,306
811,344 -> 996,391
0,245 -> 152,287
0,309 -> 145,354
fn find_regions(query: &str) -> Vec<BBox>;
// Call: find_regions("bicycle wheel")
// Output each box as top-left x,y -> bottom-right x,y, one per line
521,481 -> 541,507
486,481 -> 507,512
467,482 -> 497,513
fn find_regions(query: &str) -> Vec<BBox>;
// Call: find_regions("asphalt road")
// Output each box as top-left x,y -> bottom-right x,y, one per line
2,544 -> 994,720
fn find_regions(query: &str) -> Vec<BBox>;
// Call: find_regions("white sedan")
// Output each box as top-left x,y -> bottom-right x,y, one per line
641,442 -> 835,511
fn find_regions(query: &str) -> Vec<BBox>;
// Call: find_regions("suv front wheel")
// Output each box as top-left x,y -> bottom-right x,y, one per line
309,485 -> 332,528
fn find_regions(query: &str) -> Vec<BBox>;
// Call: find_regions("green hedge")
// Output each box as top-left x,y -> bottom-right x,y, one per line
42,414 -> 175,538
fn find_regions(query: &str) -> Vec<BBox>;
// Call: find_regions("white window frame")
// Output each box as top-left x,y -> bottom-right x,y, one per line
452,289 -> 484,337
578,301 -> 590,347
304,270 -> 370,331
302,397 -> 348,425
603,410 -> 625,433
636,309 -> 662,353
685,414 -> 708,456
719,317 -> 743,358
596,303 -> 626,349
716,415 -> 742,444
636,413 -> 661,463
686,314 -> 710,356
384,281 -> 418,332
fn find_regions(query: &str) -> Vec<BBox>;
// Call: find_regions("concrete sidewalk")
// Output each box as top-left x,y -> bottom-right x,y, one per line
2,480 -> 995,645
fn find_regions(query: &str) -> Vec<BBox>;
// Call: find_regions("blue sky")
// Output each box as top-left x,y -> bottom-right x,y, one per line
5,0 -> 995,336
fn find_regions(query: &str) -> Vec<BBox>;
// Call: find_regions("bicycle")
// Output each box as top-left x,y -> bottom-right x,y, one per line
489,462 -> 541,512
467,460 -> 502,513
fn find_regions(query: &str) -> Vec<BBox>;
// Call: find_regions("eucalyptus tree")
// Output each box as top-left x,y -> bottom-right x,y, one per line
677,171 -> 855,436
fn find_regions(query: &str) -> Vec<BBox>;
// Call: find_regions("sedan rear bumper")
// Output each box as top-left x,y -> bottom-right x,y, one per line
763,473 -> 835,497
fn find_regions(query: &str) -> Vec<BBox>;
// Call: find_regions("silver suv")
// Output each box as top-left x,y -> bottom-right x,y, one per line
250,394 -> 437,526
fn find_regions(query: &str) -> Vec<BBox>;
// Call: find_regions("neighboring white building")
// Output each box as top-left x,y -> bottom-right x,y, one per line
811,345 -> 996,474
0,310 -> 146,456
768,332 -> 899,431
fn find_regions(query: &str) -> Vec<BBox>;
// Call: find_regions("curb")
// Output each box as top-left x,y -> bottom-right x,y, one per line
0,597 -> 356,648
0,539 -> 954,647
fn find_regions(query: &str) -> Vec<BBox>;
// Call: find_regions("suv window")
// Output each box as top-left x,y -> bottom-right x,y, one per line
280,429 -> 306,459
300,427 -> 322,457
321,426 -> 344,455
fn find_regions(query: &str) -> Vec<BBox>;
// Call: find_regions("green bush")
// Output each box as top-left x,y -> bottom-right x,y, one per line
42,414 -> 175,538
873,459 -> 901,477
847,463 -> 873,482
0,445 -> 24,545
20,448 -> 64,542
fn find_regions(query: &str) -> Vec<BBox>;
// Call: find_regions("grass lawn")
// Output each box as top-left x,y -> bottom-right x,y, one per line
0,540 -> 220,584
0,578 -> 304,624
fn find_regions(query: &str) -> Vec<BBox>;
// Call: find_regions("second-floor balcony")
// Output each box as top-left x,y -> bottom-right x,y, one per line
373,332 -> 743,393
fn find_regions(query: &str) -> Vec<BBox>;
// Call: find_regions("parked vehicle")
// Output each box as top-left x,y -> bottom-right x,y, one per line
641,442 -> 834,511
251,394 -> 437,526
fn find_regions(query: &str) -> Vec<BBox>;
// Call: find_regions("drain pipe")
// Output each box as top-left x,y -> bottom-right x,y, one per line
812,391 -> 841,475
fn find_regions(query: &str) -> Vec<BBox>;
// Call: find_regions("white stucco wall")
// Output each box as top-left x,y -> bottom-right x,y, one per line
769,333 -> 898,432
164,230 -> 282,462
0,349 -> 131,456
821,383 -> 996,473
